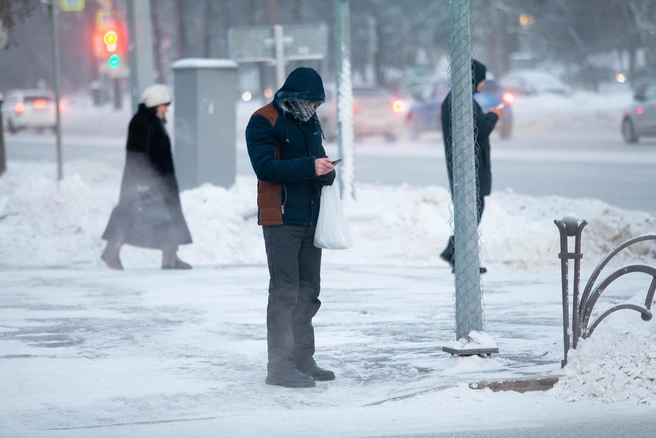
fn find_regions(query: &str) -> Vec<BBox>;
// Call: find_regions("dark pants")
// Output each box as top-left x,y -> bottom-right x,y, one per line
441,195 -> 486,265
263,225 -> 322,374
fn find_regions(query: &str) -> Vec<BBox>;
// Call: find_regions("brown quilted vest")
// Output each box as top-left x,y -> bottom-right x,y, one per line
253,103 -> 283,226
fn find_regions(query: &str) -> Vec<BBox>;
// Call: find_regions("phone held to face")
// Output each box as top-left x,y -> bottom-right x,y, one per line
330,159 -> 342,165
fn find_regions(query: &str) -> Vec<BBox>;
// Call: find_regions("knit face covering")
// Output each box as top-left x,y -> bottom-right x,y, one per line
285,100 -> 317,122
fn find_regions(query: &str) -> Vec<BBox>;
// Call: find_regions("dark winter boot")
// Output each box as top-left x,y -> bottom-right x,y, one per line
439,236 -> 455,270
297,363 -> 336,381
440,236 -> 487,274
101,240 -> 124,270
162,252 -> 192,270
265,369 -> 316,388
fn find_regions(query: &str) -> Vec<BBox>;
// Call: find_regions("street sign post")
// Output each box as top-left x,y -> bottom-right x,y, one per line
228,24 -> 328,87
126,0 -> 155,113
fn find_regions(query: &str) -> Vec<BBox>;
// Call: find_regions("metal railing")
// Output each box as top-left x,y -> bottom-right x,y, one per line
555,215 -> 656,367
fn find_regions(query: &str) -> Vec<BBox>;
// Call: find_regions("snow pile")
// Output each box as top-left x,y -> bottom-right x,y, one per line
550,292 -> 656,404
512,90 -> 633,137
444,330 -> 498,351
0,160 -> 655,270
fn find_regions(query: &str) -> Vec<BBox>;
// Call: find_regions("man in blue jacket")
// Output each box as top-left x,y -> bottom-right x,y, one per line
246,67 -> 337,388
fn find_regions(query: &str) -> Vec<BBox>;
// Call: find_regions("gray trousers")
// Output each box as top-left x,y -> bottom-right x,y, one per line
263,225 -> 322,374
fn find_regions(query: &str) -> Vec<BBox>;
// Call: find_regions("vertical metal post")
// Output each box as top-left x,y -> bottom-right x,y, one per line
555,221 -> 571,368
0,96 -> 5,175
126,0 -> 156,113
49,0 -> 64,181
334,0 -> 355,200
450,0 -> 482,339
112,77 -> 122,110
367,16 -> 377,87
274,24 -> 286,88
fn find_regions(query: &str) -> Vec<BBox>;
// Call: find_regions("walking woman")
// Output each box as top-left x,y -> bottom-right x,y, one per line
101,84 -> 192,270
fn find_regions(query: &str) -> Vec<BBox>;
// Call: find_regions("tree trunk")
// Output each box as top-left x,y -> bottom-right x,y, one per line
150,2 -> 165,83
202,0 -> 212,58
175,0 -> 190,59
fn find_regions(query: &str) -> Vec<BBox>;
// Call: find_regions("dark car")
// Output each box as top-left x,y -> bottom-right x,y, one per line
406,78 -> 514,139
622,80 -> 656,144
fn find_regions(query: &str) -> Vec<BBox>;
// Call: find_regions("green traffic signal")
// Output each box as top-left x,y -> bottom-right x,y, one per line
109,54 -> 120,68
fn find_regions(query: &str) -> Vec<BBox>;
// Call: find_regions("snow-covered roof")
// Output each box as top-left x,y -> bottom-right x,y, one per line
172,58 -> 238,70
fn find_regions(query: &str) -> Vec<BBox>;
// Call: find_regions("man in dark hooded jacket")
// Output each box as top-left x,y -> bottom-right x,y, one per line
246,67 -> 337,388
439,60 -> 505,273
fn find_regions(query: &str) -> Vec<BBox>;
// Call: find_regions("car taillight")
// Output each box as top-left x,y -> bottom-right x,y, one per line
637,107 -> 644,115
14,102 -> 25,114
393,100 -> 405,113
502,92 -> 514,104
59,101 -> 65,112
33,99 -> 46,109
352,102 -> 358,114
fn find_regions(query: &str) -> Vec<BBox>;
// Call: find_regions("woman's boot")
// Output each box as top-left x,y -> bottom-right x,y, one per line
101,240 -> 124,270
162,252 -> 192,270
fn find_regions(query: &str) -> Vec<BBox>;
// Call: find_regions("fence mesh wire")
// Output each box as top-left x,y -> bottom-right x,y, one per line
448,0 -> 484,340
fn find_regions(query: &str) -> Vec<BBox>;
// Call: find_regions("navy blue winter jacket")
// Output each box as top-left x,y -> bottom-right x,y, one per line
246,67 -> 335,227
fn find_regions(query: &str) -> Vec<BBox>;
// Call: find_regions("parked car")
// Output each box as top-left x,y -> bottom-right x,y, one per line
499,69 -> 571,96
318,85 -> 406,143
622,81 -> 656,144
405,78 -> 514,139
1,89 -> 57,134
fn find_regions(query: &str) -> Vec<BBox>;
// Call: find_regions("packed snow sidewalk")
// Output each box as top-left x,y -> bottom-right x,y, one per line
1,160 -> 656,436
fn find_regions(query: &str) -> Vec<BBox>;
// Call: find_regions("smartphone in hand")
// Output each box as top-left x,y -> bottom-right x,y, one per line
330,159 -> 342,165
496,103 -> 506,109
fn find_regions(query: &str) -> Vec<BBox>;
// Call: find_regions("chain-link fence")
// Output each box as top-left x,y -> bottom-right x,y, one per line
448,0 -> 484,341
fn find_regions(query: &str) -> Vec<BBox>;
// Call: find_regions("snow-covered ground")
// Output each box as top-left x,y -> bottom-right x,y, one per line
1,158 -> 656,436
1,160 -> 654,271
2,87 -> 656,436
510,88 -> 633,139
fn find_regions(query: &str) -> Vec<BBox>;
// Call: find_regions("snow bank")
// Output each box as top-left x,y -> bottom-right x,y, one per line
0,160 -> 654,270
550,292 -> 656,404
512,90 -> 633,137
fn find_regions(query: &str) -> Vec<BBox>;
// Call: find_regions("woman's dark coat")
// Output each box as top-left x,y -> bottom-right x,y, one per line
102,104 -> 192,249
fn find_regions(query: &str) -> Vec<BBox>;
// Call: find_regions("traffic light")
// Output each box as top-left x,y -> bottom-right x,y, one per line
93,9 -> 126,70
103,30 -> 121,68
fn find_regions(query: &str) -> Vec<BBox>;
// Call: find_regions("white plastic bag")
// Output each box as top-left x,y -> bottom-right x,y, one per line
314,181 -> 353,250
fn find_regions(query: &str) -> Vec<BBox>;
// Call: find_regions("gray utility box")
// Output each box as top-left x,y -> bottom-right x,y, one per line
172,58 -> 239,190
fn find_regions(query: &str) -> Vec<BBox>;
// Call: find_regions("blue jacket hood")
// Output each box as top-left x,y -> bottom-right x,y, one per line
274,67 -> 326,105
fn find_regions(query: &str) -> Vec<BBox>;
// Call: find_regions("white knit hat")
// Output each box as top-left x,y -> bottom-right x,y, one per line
142,84 -> 172,108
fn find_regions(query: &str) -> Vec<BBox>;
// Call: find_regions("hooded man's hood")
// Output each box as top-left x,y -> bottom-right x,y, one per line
472,59 -> 487,93
274,67 -> 326,106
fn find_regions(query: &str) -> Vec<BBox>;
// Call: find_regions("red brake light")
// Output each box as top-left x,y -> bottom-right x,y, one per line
33,99 -> 46,109
502,92 -> 514,104
59,101 -> 65,112
352,102 -> 358,114
14,102 -> 25,113
392,100 -> 405,113
637,107 -> 645,115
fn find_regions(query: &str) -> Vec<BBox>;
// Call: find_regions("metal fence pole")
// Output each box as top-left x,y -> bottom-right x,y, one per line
334,0 -> 355,200
48,0 -> 63,181
126,0 -> 155,114
450,0 -> 483,340
0,95 -> 5,175
274,24 -> 286,88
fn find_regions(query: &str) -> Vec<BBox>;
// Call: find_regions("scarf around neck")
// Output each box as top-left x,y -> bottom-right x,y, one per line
283,100 -> 317,122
